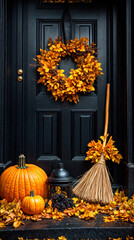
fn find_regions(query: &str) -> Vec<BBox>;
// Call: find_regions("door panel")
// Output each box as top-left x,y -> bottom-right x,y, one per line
37,110 -> 61,161
37,20 -> 61,51
23,0 -> 107,177
71,110 -> 96,159
72,21 -> 96,41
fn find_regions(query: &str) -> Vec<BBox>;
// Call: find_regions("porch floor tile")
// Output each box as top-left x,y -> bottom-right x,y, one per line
0,214 -> 134,240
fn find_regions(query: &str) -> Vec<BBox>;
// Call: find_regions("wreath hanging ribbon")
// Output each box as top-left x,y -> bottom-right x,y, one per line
35,37 -> 103,103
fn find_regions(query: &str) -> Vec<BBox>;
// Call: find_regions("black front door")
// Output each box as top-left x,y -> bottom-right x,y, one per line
12,0 -> 107,178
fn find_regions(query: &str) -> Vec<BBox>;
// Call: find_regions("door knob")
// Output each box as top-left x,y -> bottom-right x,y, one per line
18,76 -> 23,82
18,69 -> 23,75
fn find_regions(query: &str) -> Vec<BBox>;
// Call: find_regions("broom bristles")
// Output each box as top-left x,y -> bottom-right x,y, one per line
72,153 -> 114,204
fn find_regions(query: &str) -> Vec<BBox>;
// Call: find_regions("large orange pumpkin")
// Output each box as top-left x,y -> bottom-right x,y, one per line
0,154 -> 48,202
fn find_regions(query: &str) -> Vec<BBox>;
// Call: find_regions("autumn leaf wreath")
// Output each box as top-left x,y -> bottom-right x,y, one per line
34,37 -> 103,103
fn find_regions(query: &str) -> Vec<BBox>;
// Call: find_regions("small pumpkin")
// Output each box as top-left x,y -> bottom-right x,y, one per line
21,190 -> 45,215
0,154 -> 48,202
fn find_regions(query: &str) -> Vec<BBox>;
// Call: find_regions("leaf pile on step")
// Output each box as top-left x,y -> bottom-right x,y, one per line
18,236 -> 67,240
0,199 -> 24,228
16,236 -> 133,240
102,190 -> 134,223
0,190 -> 134,229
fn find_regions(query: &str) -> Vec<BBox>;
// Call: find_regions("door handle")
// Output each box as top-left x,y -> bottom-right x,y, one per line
18,76 -> 23,82
18,69 -> 23,75
17,69 -> 23,81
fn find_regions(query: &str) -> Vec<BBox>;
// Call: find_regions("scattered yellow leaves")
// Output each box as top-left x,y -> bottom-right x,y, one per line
43,0 -> 92,3
0,199 -> 24,228
1,190 -> 134,229
85,135 -> 123,164
109,237 -> 134,240
18,237 -> 67,240
13,220 -> 25,228
35,37 -> 103,103
10,236 -> 134,240
0,222 -> 5,228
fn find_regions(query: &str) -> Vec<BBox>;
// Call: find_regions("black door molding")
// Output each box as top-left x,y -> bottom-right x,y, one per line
126,0 -> 134,197
0,0 -> 11,173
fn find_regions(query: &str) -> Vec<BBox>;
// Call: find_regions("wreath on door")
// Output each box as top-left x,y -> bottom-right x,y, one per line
35,37 -> 103,103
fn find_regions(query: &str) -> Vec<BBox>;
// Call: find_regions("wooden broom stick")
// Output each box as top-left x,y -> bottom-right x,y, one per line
103,83 -> 110,147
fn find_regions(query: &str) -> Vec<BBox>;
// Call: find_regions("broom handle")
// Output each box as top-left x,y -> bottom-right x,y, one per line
103,83 -> 110,148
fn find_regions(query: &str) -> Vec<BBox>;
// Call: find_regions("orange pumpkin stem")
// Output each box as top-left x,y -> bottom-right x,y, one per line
17,154 -> 28,169
30,190 -> 35,197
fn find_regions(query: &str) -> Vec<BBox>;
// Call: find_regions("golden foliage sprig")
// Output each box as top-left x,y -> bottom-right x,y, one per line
85,135 -> 123,164
35,37 -> 103,103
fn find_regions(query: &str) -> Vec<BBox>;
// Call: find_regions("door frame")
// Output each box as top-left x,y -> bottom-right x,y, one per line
0,0 -> 133,195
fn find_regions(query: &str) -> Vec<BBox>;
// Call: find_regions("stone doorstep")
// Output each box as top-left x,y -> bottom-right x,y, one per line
0,215 -> 134,240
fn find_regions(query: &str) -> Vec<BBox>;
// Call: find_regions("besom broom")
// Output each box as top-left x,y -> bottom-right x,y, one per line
72,83 -> 114,204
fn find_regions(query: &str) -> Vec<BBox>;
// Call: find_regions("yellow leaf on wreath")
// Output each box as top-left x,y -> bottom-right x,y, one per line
78,45 -> 85,52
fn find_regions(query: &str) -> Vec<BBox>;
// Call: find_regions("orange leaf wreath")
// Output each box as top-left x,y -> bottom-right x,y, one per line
35,37 -> 103,103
